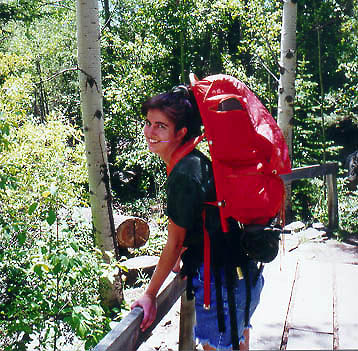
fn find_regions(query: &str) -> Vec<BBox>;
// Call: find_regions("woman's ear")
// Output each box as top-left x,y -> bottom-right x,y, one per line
176,126 -> 188,141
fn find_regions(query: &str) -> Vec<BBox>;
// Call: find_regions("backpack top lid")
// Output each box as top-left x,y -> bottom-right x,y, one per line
189,74 -> 292,227
190,73 -> 291,175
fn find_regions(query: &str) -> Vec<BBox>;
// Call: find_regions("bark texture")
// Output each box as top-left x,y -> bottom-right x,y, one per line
277,0 -> 297,159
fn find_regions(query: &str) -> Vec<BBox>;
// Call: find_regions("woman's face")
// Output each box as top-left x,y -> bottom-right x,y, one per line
144,108 -> 187,164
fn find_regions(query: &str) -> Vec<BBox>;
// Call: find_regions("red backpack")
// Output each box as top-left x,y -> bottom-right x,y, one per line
168,73 -> 291,230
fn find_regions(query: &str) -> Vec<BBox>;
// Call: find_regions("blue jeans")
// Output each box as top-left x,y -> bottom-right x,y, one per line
192,261 -> 264,350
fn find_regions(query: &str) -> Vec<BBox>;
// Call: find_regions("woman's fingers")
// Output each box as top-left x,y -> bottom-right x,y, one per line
131,294 -> 157,332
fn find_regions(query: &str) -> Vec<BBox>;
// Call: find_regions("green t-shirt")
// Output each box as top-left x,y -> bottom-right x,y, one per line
166,149 -> 220,248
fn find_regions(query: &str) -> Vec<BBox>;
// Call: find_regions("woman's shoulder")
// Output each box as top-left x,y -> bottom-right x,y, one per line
171,149 -> 212,179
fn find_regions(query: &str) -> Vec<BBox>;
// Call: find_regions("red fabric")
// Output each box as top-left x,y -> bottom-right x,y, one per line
190,74 -> 291,227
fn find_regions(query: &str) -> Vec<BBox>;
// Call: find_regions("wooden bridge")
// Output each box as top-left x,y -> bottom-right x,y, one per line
250,243 -> 358,350
93,163 -> 358,350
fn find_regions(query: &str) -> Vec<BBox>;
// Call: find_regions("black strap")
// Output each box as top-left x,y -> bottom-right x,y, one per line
213,266 -> 225,333
225,264 -> 240,350
186,273 -> 195,300
242,263 -> 251,328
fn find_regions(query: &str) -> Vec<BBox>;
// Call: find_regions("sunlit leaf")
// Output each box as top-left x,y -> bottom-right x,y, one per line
42,191 -> 51,198
28,202 -> 38,215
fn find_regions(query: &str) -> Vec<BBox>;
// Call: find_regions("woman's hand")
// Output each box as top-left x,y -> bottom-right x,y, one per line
131,293 -> 157,332
131,219 -> 186,332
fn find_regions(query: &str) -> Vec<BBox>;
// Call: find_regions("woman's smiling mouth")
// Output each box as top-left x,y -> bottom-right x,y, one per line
148,139 -> 168,144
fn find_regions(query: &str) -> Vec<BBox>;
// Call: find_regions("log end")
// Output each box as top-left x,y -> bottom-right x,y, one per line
117,217 -> 150,248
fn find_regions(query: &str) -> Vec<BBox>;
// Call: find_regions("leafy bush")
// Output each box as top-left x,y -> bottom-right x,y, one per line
0,203 -> 122,350
0,115 -> 120,350
337,179 -> 358,235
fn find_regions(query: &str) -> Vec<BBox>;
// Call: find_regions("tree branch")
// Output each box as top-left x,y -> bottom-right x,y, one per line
254,55 -> 279,83
35,66 -> 97,86
100,0 -> 120,36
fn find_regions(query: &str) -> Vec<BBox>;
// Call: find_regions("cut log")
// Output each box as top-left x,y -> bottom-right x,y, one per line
75,207 -> 150,248
114,214 -> 149,248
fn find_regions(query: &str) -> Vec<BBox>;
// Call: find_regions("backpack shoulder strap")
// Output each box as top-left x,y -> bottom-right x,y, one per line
166,134 -> 205,176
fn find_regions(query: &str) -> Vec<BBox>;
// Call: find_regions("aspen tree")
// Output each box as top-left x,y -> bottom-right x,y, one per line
278,0 -> 297,220
76,0 -> 122,307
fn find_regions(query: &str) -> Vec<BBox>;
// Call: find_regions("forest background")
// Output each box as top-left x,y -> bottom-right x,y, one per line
0,0 -> 357,350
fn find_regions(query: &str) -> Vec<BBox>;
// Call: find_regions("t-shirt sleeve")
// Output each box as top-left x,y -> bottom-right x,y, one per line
166,171 -> 202,229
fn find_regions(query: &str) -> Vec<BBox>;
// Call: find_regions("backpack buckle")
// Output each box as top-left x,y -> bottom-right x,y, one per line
236,266 -> 244,280
218,200 -> 226,207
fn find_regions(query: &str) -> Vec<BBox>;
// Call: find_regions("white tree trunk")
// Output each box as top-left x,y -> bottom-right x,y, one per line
278,0 -> 297,159
76,0 -> 122,307
278,0 -> 297,221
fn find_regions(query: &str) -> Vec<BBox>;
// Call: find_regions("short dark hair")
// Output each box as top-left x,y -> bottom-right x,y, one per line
141,86 -> 202,142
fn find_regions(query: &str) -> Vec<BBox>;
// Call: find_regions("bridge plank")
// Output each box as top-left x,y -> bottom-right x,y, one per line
250,253 -> 299,349
286,328 -> 332,350
93,307 -> 142,351
287,260 -> 333,334
335,263 -> 358,349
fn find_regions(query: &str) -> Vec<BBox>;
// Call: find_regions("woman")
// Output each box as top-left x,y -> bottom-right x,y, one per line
131,86 -> 264,350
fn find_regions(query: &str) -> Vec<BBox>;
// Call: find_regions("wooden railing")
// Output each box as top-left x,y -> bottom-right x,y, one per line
93,273 -> 189,351
280,162 -> 339,229
93,162 -> 339,351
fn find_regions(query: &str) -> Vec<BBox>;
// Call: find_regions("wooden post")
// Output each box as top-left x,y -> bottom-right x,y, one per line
179,292 -> 196,350
326,168 -> 339,230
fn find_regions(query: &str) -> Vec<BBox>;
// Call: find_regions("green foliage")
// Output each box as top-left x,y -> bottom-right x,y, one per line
0,209 -> 115,350
291,175 -> 358,236
291,177 -> 328,224
297,0 -> 358,125
328,1 -> 358,123
102,0 -> 287,202
337,179 -> 358,234
0,115 -> 117,350
0,115 -> 87,228
293,59 -> 341,166
0,52 -> 34,123
1,5 -> 78,125
0,112 -> 10,151
0,0 -> 75,26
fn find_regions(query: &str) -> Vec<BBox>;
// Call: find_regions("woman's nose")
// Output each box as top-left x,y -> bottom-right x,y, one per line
144,124 -> 154,138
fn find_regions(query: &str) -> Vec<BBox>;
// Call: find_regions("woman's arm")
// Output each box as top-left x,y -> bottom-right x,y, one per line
131,219 -> 186,331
